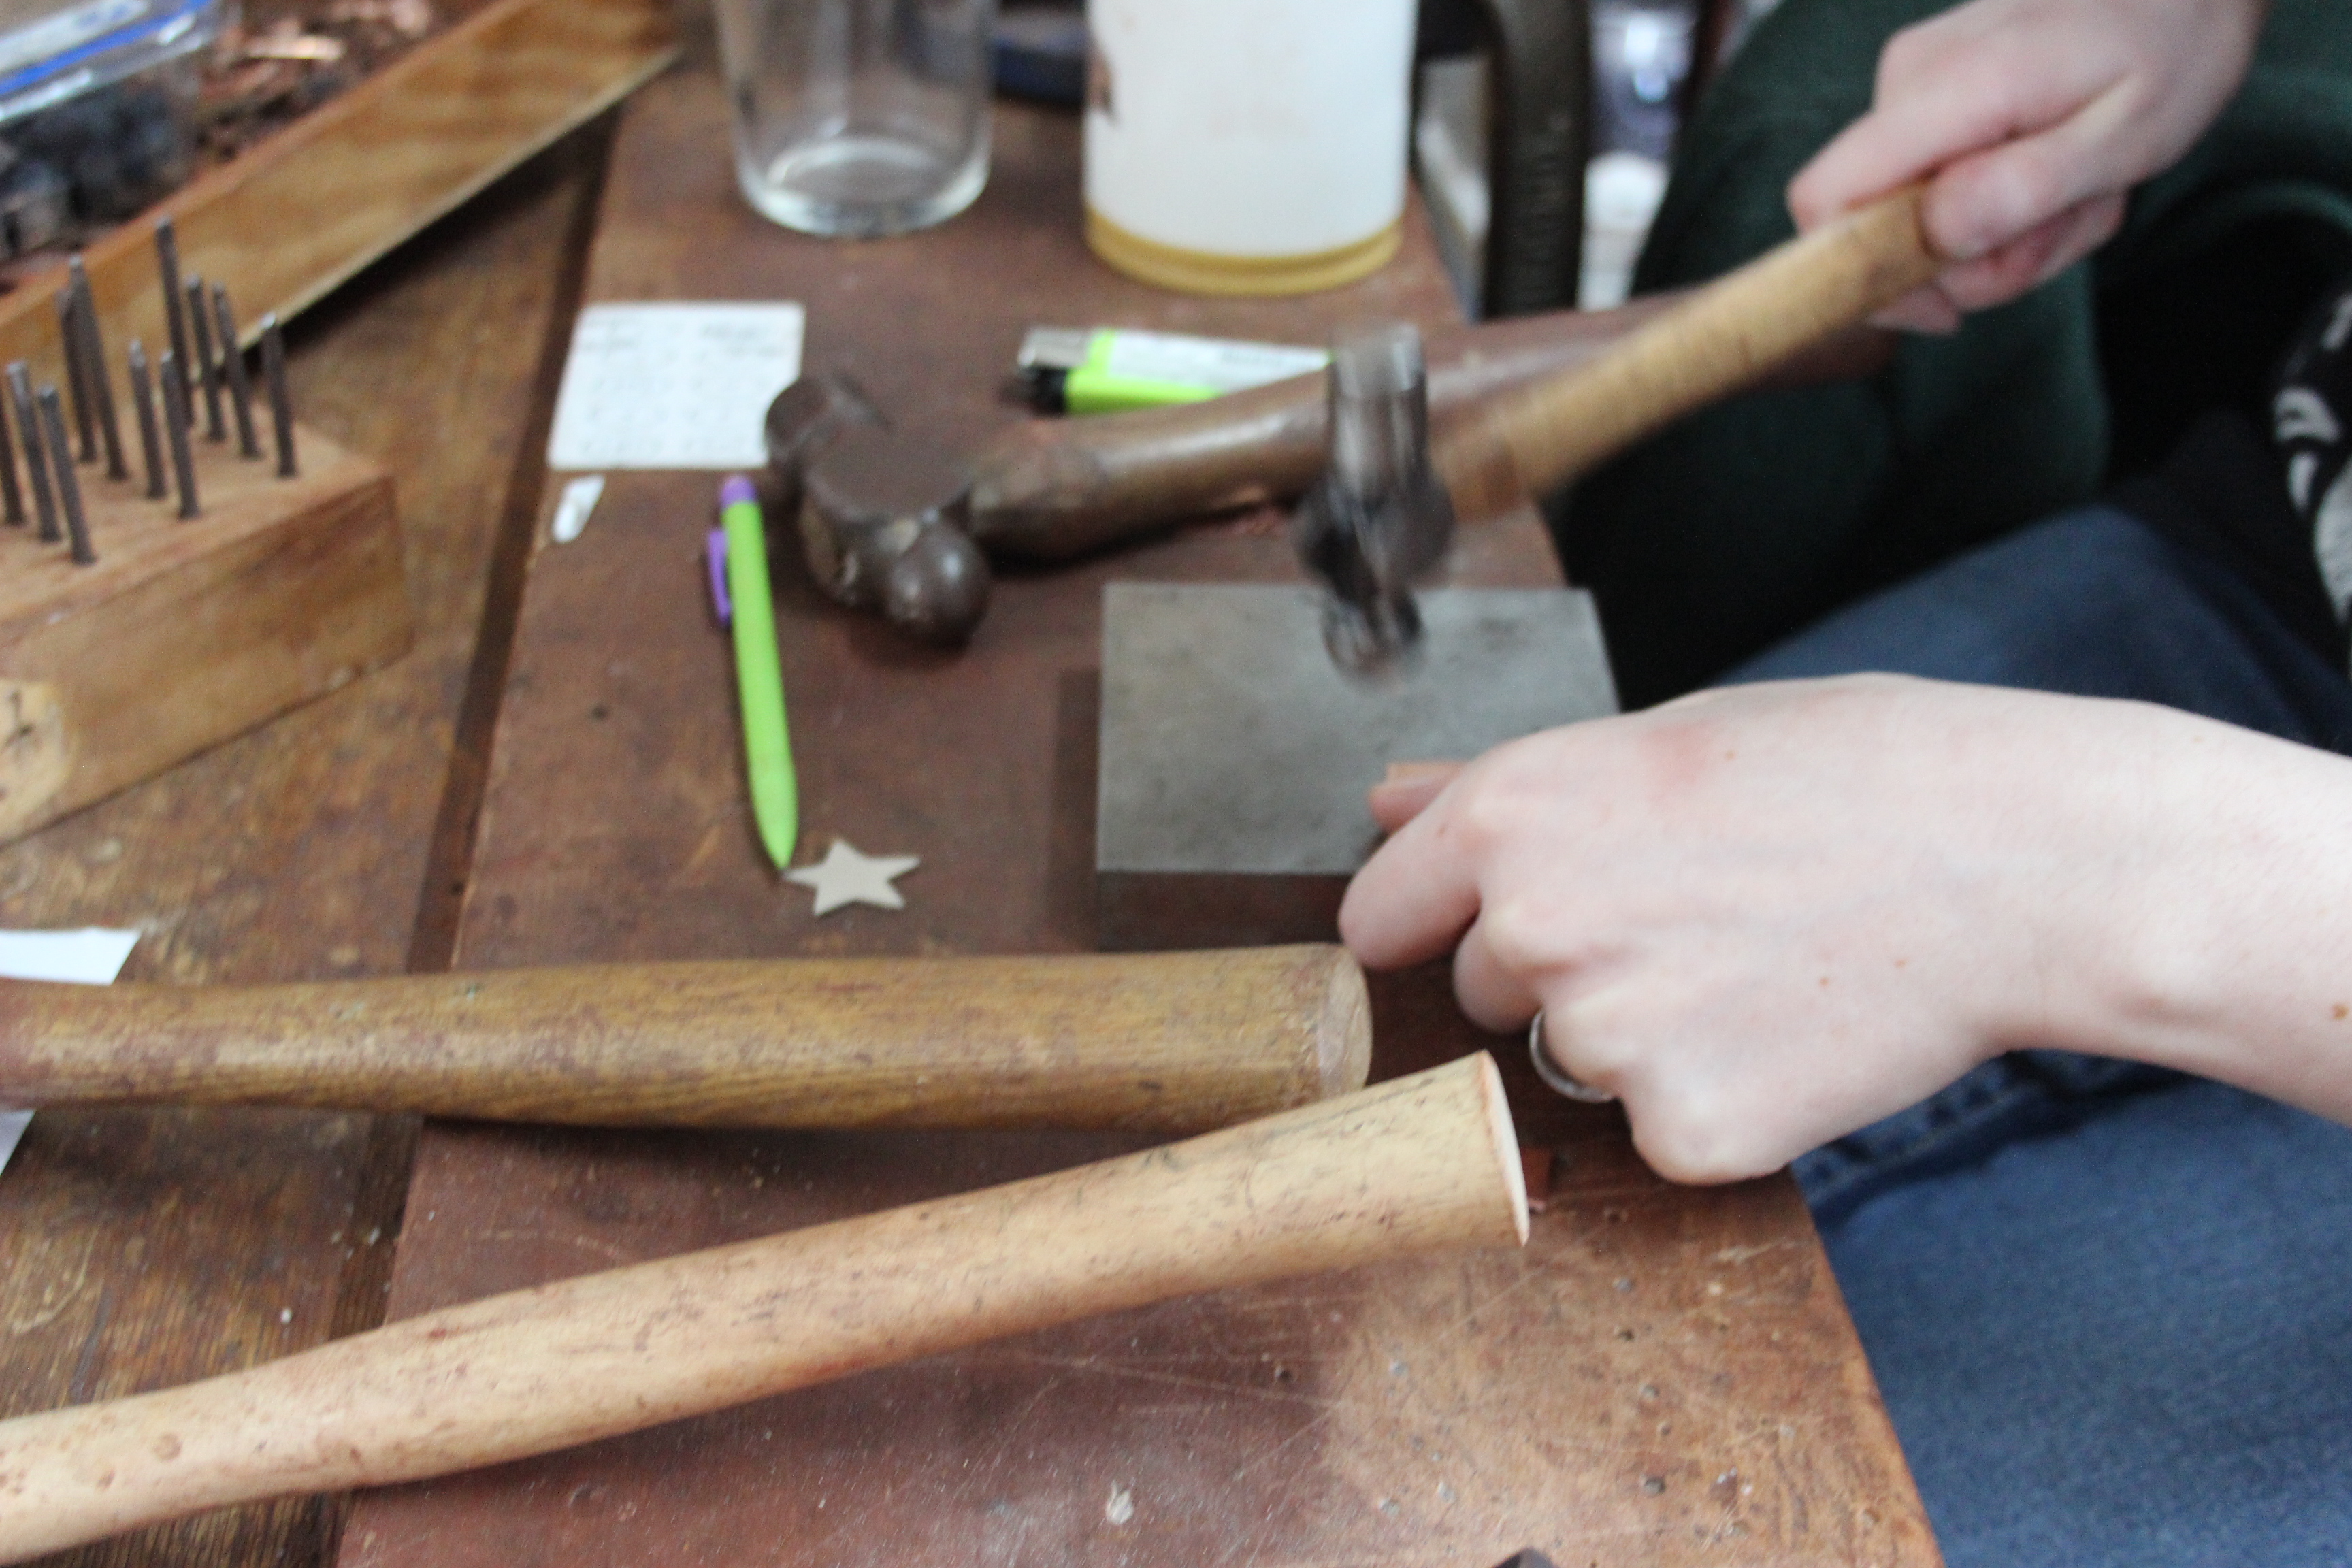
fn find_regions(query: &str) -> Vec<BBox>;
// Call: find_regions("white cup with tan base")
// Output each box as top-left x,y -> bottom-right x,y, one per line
1083,0 -> 1416,296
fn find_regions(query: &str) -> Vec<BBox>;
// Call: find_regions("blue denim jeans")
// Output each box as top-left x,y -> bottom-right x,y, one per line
1717,506 -> 2352,1568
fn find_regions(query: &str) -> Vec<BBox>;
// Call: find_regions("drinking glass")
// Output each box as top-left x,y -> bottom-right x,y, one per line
715,0 -> 996,238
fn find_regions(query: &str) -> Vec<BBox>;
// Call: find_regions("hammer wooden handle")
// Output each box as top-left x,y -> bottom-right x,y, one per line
0,1055 -> 1526,1563
964,297 -> 1893,561
1441,188 -> 1943,519
0,945 -> 1368,1133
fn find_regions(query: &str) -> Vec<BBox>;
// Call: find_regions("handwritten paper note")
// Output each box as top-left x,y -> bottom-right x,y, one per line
546,303 -> 805,471
0,927 -> 140,1177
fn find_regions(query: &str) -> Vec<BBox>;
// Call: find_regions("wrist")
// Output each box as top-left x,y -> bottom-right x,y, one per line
2025,703 -> 2352,1116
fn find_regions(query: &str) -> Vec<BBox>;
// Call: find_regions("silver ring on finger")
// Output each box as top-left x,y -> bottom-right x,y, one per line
1529,1010 -> 1615,1103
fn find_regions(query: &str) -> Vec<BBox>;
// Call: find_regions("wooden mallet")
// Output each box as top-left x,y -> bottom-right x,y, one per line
0,945 -> 1368,1134
0,1054 -> 1527,1563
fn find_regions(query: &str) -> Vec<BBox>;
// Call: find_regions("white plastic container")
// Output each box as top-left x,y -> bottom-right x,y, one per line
1083,0 -> 1415,296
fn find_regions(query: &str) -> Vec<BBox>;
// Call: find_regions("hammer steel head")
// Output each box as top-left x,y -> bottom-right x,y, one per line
764,370 -> 885,515
766,374 -> 992,644
1291,321 -> 1454,676
797,424 -> 991,644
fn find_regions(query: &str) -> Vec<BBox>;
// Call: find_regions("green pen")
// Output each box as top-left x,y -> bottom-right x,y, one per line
1016,327 -> 1330,414
719,474 -> 797,870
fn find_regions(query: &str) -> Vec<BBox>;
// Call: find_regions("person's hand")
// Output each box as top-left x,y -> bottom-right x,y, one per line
1787,0 -> 2267,332
1339,675 -> 2352,1183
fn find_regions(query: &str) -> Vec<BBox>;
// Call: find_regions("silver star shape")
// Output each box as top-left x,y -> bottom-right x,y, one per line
786,838 -> 920,915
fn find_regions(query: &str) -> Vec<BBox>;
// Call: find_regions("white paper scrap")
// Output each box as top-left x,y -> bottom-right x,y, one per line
546,302 -> 805,471
549,474 -> 606,544
0,927 -> 141,1177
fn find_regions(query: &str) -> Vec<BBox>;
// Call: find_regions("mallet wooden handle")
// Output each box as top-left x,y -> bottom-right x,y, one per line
1439,186 -> 1944,519
0,1055 -> 1526,1563
0,945 -> 1368,1133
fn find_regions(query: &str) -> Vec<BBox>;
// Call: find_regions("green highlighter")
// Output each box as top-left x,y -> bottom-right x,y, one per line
1016,326 -> 1330,414
719,474 -> 797,870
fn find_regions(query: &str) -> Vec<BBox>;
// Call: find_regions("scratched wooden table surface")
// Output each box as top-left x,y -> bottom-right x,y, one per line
335,29 -> 1942,1568
0,127 -> 611,1568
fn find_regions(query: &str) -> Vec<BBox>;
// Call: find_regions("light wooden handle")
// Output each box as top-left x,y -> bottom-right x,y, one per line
1439,186 -> 1942,518
0,1055 -> 1526,1563
0,946 -> 1369,1133
964,291 -> 1893,561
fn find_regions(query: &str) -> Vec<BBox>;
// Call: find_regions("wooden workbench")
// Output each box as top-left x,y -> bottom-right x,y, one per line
0,129 -> 610,1568
325,31 -> 1940,1568
0,24 -> 1941,1568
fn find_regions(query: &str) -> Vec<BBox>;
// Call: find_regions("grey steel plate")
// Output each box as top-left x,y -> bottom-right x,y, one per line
1097,583 -> 1618,875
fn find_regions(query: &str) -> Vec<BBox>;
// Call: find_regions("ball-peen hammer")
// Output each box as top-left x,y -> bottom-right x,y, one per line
0,1054 -> 1526,1563
0,945 -> 1368,1133
768,297 -> 1895,639
1294,186 -> 1946,669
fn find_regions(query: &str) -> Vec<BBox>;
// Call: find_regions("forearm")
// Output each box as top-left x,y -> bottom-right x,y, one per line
1340,676 -> 2352,1184
2055,710 -> 2352,1124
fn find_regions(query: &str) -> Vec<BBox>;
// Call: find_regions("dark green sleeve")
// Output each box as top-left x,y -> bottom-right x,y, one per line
1565,0 -> 2352,707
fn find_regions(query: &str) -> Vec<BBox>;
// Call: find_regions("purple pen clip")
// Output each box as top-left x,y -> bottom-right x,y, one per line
706,527 -> 732,626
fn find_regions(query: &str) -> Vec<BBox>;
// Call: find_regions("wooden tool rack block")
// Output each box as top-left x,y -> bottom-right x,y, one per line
0,427 -> 408,844
339,22 -> 1944,1568
0,135 -> 611,1568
